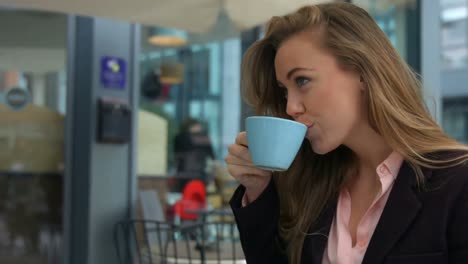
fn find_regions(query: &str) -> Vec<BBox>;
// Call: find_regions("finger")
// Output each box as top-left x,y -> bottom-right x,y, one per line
227,144 -> 252,162
235,132 -> 248,147
238,173 -> 269,188
224,154 -> 255,167
227,164 -> 272,178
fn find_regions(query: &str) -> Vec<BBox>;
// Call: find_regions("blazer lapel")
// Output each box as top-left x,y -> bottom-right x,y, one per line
301,198 -> 337,264
362,161 -> 425,264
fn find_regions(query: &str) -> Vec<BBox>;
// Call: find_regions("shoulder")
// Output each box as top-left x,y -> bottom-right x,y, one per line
427,150 -> 468,179
428,151 -> 468,253
423,150 -> 468,197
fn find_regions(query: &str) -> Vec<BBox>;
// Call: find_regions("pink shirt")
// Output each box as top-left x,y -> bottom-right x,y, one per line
322,151 -> 404,264
241,152 -> 404,263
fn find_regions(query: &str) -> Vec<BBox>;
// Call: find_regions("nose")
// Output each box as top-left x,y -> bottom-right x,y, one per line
285,92 -> 305,119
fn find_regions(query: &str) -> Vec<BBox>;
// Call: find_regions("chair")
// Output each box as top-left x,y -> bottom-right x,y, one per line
139,190 -> 168,251
114,219 -> 203,264
139,190 -> 166,221
174,180 -> 206,221
114,219 -> 246,264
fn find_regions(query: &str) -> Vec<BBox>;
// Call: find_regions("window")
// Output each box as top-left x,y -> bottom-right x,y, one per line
441,0 -> 468,69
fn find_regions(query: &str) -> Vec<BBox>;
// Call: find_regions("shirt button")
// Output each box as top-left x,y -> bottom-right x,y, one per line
379,166 -> 386,174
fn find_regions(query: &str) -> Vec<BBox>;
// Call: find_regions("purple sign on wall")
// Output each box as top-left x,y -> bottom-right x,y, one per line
100,56 -> 126,89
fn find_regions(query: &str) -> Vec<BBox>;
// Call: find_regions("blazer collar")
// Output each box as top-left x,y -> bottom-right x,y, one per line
362,160 -> 424,263
301,196 -> 337,264
300,160 -> 429,264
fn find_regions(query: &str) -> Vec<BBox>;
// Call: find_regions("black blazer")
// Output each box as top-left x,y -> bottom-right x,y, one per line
230,154 -> 468,264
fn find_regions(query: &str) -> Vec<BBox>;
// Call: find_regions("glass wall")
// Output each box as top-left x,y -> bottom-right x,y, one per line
440,0 -> 468,143
0,9 -> 67,264
136,12 -> 250,223
353,0 -> 421,72
443,97 -> 468,143
441,0 -> 468,69
355,0 -> 468,143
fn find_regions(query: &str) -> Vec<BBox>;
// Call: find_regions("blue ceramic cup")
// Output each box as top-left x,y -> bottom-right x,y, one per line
246,116 -> 307,171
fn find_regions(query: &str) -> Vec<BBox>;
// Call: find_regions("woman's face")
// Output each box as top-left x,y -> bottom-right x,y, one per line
274,30 -> 366,154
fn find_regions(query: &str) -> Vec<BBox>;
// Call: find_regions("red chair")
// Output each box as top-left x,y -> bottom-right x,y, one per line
174,180 -> 206,221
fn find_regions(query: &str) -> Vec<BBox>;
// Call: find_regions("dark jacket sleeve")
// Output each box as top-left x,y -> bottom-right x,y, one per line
448,174 -> 468,263
229,179 -> 288,264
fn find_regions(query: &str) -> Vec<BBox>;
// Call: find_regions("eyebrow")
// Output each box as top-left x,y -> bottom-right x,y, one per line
286,67 -> 315,80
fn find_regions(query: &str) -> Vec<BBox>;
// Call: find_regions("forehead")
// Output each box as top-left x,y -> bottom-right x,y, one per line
274,31 -> 325,72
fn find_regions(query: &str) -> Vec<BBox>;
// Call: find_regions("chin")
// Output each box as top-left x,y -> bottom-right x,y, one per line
308,139 -> 328,155
307,138 -> 339,155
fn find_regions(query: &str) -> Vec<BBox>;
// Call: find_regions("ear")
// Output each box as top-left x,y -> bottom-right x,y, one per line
359,76 -> 365,92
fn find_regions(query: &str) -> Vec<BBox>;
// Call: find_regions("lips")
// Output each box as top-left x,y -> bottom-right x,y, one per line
297,120 -> 313,128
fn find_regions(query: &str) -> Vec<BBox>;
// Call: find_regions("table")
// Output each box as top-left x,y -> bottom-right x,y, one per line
185,208 -> 233,223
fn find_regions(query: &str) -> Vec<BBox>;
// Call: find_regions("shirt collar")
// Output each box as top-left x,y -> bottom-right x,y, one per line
377,151 -> 404,180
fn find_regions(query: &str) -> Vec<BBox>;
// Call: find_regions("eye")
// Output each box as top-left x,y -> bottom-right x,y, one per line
295,76 -> 310,87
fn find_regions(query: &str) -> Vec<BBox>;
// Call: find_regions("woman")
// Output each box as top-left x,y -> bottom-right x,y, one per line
225,2 -> 468,264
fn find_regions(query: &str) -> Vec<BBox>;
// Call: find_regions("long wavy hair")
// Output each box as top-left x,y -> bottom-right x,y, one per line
241,2 -> 468,263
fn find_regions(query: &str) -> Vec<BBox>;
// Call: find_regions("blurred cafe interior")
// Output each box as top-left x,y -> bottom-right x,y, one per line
0,0 -> 467,263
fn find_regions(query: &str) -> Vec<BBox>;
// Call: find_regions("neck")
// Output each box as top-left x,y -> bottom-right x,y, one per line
344,123 -> 393,192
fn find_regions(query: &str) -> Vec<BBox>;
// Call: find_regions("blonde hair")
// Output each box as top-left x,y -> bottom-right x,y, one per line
241,2 -> 468,263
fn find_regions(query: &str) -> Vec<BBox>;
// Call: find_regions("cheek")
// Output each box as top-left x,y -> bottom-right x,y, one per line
325,78 -> 362,120
304,83 -> 333,111
314,80 -> 363,137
